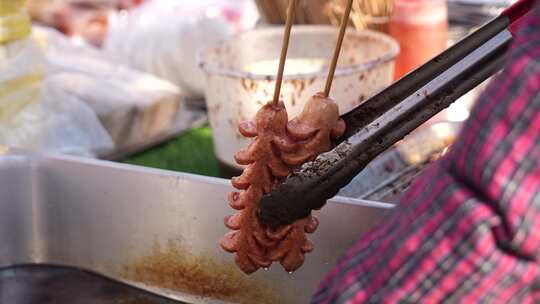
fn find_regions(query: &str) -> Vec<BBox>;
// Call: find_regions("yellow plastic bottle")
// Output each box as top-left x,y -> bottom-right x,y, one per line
0,0 -> 32,44
0,0 -> 43,121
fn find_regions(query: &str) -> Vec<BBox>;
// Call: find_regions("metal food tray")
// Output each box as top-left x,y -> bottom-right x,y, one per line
0,149 -> 393,304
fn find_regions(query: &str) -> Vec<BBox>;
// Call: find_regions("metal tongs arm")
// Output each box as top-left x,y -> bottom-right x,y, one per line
259,0 -> 536,227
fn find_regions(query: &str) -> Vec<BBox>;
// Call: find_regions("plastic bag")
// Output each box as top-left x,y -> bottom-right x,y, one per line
0,72 -> 114,157
39,82 -> 114,157
0,82 -> 114,157
35,26 -> 183,150
0,31 -> 114,157
103,0 -> 257,98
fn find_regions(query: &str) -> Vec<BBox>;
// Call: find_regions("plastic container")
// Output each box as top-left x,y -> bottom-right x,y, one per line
199,26 -> 399,170
390,0 -> 448,80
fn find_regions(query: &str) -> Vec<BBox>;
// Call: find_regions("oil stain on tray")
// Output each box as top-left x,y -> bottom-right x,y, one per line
120,240 -> 281,304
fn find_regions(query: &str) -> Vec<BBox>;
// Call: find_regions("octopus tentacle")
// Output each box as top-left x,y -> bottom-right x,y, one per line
238,121 -> 258,137
281,249 -> 305,272
332,119 -> 347,138
281,150 -> 315,167
224,213 -> 242,230
287,120 -> 318,140
305,216 -> 319,233
219,230 -> 240,253
266,156 -> 290,178
231,164 -> 265,190
234,147 -> 254,165
235,252 -> 258,274
228,191 -> 244,210
266,225 -> 293,241
302,239 -> 315,253
247,252 -> 272,268
273,135 -> 297,152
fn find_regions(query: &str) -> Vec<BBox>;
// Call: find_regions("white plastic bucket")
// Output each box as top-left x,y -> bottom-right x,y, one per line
199,26 -> 399,169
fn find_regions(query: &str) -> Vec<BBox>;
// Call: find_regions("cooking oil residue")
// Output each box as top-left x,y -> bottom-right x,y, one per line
120,241 -> 279,304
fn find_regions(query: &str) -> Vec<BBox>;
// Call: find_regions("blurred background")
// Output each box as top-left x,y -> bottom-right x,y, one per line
1,0 -> 516,193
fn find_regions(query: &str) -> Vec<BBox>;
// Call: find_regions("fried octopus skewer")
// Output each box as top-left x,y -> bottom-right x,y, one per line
221,0 -> 352,274
220,93 -> 345,273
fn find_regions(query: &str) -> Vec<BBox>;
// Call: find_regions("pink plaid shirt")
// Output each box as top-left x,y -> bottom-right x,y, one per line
313,3 -> 540,303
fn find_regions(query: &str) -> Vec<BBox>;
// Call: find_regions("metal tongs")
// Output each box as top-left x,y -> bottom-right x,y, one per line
259,0 -> 537,227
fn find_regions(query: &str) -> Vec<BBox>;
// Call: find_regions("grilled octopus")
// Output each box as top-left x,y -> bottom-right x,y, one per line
220,92 -> 346,274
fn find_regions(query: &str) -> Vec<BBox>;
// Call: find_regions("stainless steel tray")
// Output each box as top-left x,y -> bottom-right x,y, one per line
0,149 -> 393,303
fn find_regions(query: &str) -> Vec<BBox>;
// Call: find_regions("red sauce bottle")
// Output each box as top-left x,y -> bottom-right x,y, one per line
390,0 -> 448,80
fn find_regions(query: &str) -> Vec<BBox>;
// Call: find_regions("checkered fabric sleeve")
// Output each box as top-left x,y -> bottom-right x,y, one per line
312,3 -> 540,303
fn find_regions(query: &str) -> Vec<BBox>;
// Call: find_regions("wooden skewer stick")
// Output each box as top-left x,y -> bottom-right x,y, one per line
323,0 -> 354,97
272,0 -> 297,105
